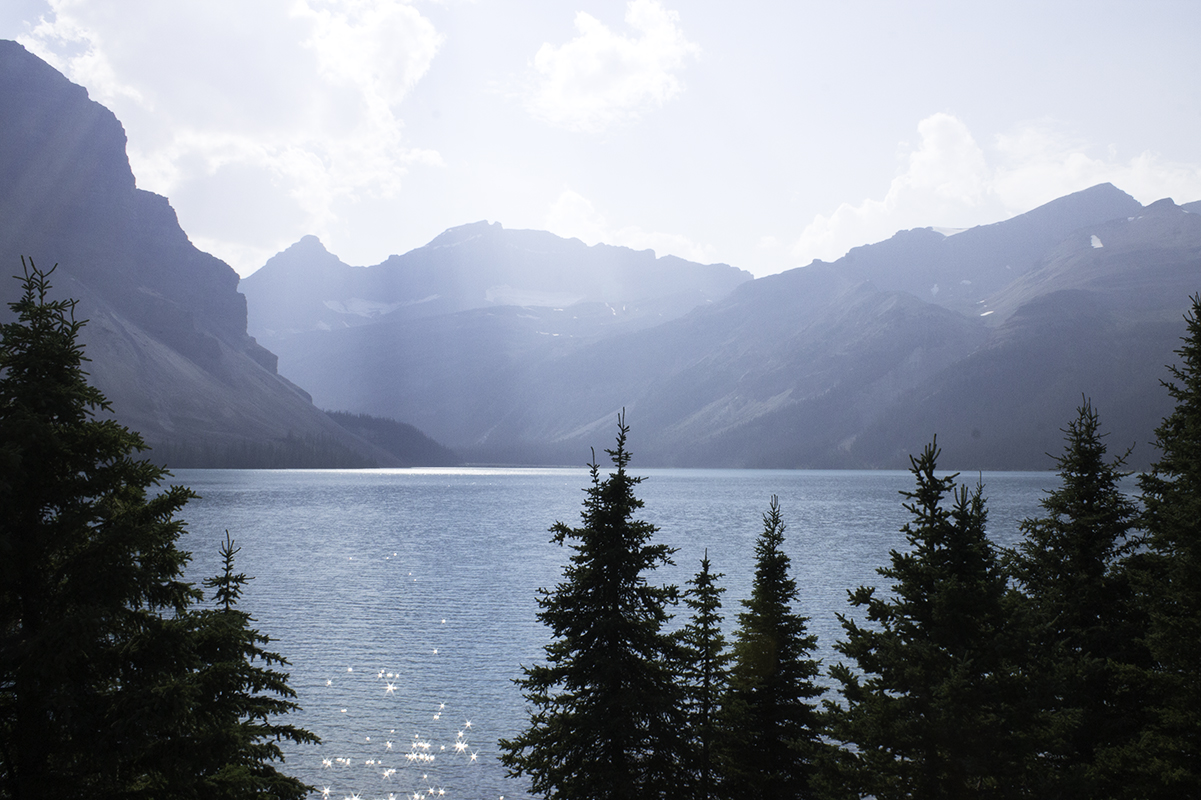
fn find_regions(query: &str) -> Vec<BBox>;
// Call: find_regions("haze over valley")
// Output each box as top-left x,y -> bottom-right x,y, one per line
246,183 -> 1200,470
1,27 -> 1198,470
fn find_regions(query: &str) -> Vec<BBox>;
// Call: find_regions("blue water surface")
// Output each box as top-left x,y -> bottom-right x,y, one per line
173,466 -> 1070,800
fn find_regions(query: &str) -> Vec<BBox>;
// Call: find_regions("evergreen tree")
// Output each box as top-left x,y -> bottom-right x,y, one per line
171,533 -> 319,799
0,260 -> 198,798
828,441 -> 1019,800
499,414 -> 685,800
1132,293 -> 1201,796
677,552 -> 731,800
0,262 -> 316,798
719,496 -> 825,800
1007,400 -> 1146,798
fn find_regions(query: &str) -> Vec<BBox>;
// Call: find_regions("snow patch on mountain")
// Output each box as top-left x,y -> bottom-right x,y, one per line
324,298 -> 404,317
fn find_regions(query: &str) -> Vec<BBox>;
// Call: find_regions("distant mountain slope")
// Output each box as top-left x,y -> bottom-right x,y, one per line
8,38 -> 1191,471
0,40 -> 443,467
831,183 -> 1144,317
326,411 -> 461,467
262,184 -> 1198,469
240,225 -> 752,342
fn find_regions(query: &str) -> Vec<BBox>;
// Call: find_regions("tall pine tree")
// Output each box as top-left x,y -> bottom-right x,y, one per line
719,496 -> 826,800
828,441 -> 1020,800
1007,400 -> 1146,798
677,552 -> 731,800
1132,293 -> 1201,797
0,261 -> 315,798
500,414 -> 685,799
0,261 -> 199,798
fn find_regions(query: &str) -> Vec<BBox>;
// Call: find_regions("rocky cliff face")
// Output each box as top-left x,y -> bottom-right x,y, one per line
0,42 -> 250,351
0,40 -> 397,466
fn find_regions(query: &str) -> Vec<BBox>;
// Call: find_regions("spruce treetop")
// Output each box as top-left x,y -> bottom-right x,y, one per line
500,413 -> 684,800
721,496 -> 825,800
829,440 -> 1018,800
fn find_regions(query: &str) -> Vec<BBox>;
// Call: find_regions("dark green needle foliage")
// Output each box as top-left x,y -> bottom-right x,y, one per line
719,496 -> 825,800
0,260 -> 199,798
828,441 -> 1019,800
1131,293 -> 1201,797
500,413 -> 685,800
0,261 -> 315,799
1007,400 -> 1145,798
677,552 -> 731,800
175,533 -> 319,799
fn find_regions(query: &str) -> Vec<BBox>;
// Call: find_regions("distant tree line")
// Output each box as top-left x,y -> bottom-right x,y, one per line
147,411 -> 462,470
324,410 -> 462,468
150,431 -> 378,470
501,293 -> 1201,799
1,262 -> 316,799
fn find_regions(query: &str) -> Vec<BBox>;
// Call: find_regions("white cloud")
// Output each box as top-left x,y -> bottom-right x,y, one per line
526,0 -> 700,134
18,0 -> 444,274
545,189 -> 610,244
792,113 -> 1201,266
792,113 -> 993,264
545,189 -> 718,263
991,122 -> 1201,212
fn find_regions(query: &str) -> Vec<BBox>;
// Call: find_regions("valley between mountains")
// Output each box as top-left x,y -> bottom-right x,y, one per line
2,38 -> 1197,470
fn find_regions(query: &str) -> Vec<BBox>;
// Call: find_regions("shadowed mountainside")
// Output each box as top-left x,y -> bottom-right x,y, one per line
0,40 -> 429,467
5,37 -> 1196,470
258,184 -> 1197,469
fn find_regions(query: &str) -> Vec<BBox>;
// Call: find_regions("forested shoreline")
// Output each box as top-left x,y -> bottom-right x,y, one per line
3,258 -> 1201,799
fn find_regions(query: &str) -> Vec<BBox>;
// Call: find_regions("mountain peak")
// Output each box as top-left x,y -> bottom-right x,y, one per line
288,234 -> 332,256
1144,197 -> 1180,213
423,220 -> 503,250
1019,182 -> 1141,225
250,235 -> 351,288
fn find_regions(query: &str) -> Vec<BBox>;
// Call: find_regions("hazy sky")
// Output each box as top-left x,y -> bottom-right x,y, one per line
3,1 -> 1200,277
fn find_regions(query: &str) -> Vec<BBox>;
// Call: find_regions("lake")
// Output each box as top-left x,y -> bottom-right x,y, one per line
173,466 -> 1072,800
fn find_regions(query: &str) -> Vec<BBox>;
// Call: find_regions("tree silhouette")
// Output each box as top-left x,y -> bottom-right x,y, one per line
500,413 -> 685,799
1131,294 -> 1201,797
828,441 -> 1020,800
178,532 -> 319,799
677,552 -> 731,800
720,496 -> 826,800
0,260 -> 198,797
1007,400 -> 1146,797
0,260 -> 315,798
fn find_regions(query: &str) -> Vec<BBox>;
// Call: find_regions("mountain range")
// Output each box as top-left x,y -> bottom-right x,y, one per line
4,38 -> 1198,470
250,183 -> 1199,470
241,226 -> 750,341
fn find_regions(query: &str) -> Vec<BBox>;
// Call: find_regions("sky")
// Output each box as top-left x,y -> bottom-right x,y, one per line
3,0 -> 1201,278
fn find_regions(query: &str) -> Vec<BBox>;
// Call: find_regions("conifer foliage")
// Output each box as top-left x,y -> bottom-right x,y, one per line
1135,293 -> 1201,795
0,261 -> 198,797
677,553 -> 731,800
1008,400 -> 1145,797
828,442 -> 1018,800
720,496 -> 825,800
0,261 -> 314,798
182,533 -> 320,799
500,413 -> 685,800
